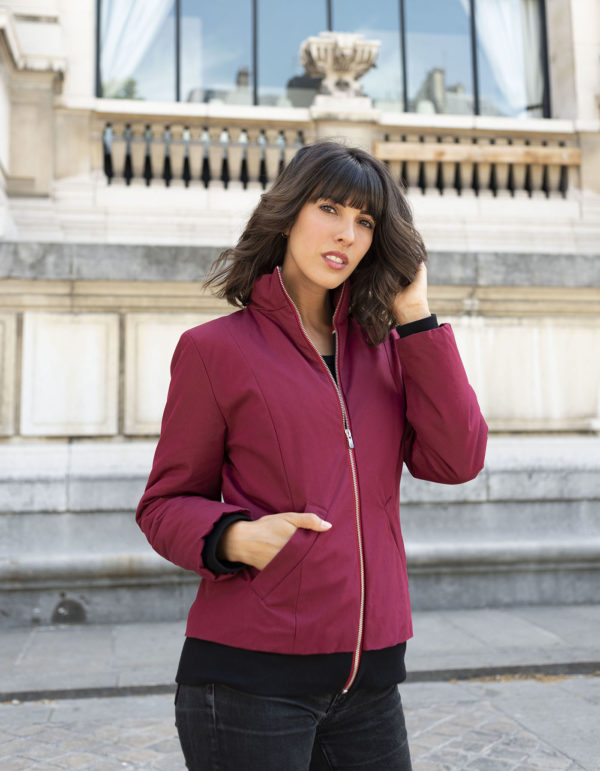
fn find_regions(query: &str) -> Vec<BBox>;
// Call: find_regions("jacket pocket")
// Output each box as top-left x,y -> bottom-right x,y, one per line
249,505 -> 324,602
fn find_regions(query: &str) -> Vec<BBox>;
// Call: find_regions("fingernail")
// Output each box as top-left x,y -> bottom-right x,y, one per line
321,520 -> 332,529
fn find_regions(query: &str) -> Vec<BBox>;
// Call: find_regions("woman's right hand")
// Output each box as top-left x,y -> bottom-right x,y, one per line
217,512 -> 332,571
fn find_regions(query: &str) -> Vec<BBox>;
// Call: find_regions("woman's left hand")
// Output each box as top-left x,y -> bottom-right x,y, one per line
391,262 -> 430,325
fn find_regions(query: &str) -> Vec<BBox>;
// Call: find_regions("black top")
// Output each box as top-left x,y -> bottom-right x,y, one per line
177,315 -> 438,694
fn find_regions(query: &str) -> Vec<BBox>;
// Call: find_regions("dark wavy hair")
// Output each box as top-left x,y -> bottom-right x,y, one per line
204,140 -> 427,344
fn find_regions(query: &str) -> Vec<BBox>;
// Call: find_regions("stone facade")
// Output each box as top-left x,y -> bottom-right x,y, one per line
0,0 -> 599,624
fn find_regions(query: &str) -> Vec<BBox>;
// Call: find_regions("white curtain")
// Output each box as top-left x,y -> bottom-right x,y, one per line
461,0 -> 543,116
521,0 -> 544,114
100,0 -> 173,88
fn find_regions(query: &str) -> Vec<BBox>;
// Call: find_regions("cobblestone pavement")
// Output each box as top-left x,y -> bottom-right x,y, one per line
1,675 -> 597,770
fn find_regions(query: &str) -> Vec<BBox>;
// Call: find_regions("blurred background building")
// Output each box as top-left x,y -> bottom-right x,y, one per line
0,0 -> 599,627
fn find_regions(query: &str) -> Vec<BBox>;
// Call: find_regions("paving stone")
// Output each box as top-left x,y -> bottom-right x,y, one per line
0,757 -> 36,771
464,758 -> 514,770
0,676 -> 597,770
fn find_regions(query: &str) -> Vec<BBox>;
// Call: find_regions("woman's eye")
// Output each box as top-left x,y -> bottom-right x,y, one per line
360,219 -> 375,229
320,203 -> 336,213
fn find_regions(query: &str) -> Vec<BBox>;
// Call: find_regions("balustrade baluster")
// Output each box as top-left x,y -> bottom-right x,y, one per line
494,137 -> 510,197
423,135 -> 439,195
168,125 -> 185,186
475,137 -> 492,197
208,126 -> 224,189
545,140 -> 562,199
186,127 -> 202,183
440,135 -> 458,196
162,127 -> 173,187
129,122 -> 146,183
226,127 -> 244,189
529,141 -> 545,199
245,128 -> 262,189
264,129 -> 281,183
511,137 -> 527,198
148,124 -> 164,186
258,130 -> 268,188
404,134 -> 421,196
102,124 -> 114,182
200,128 -> 211,187
458,136 -> 474,196
122,125 -> 133,185
181,127 -> 192,187
110,123 -> 126,183
283,129 -> 302,168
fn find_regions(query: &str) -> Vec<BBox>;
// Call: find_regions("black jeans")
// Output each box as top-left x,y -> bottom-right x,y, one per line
175,681 -> 412,770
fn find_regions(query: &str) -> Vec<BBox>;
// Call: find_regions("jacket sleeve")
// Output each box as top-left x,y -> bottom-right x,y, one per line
135,330 -> 251,580
394,323 -> 488,484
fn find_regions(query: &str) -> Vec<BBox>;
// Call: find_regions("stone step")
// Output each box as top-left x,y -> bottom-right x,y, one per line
1,436 -> 599,626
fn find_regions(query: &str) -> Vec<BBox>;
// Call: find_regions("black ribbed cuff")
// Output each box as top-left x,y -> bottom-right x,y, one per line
396,314 -> 438,338
202,512 -> 252,575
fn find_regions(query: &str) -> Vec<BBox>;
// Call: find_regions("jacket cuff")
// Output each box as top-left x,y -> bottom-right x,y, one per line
202,512 -> 252,575
396,314 -> 438,338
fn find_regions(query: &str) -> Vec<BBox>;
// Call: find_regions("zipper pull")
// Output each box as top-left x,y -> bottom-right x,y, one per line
345,428 -> 354,449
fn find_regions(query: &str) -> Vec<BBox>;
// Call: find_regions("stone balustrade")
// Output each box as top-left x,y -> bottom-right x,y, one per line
93,102 -> 584,200
375,133 -> 581,198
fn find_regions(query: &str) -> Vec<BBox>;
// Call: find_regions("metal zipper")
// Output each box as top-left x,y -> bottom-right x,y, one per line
276,268 -> 365,694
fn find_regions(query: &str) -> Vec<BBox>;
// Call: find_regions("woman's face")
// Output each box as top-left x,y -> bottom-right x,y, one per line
282,197 -> 375,294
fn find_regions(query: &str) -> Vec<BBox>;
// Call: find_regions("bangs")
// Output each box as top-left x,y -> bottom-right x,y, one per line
308,155 -> 385,221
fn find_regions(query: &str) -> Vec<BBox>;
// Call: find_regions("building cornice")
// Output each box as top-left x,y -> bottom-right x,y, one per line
0,7 -> 65,73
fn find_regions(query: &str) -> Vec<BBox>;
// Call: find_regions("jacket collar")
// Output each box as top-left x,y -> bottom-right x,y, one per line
248,265 -> 351,361
249,266 -> 350,327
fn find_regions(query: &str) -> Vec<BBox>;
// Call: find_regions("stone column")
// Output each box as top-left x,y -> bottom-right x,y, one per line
546,1 -> 600,195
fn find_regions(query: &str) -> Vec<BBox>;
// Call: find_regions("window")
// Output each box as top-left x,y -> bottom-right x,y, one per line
258,0 -> 326,107
405,0 -> 473,115
97,0 -> 550,118
181,0 -> 252,104
99,0 -> 176,101
475,0 -> 546,117
332,0 -> 404,111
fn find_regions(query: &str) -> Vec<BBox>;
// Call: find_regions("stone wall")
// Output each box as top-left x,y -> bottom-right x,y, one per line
0,0 -> 599,625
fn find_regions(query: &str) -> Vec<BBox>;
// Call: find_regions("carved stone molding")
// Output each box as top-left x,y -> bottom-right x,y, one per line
300,32 -> 380,98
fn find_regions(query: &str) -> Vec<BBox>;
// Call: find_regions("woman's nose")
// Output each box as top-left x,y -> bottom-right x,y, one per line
335,218 -> 355,244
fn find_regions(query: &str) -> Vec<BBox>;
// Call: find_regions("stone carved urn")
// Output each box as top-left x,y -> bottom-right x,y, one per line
300,32 -> 381,98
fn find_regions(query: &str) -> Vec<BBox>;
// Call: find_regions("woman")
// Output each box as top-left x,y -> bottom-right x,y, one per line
136,141 -> 487,770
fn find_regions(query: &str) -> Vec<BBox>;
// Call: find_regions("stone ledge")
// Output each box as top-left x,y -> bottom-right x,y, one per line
0,551 -> 190,589
1,242 -> 599,287
407,539 -> 600,567
0,437 -> 599,511
2,538 -> 598,591
2,279 -> 600,318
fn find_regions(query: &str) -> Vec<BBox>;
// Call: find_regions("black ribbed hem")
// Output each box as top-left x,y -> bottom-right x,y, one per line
176,638 -> 407,695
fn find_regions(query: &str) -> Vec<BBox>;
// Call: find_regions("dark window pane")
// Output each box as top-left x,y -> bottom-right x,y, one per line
181,0 -> 252,104
100,0 -> 176,101
332,0 -> 403,111
258,0 -> 327,107
476,0 -> 545,117
405,0 -> 473,115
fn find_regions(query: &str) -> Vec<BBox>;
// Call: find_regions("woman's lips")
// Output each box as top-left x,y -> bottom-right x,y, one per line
322,252 -> 348,270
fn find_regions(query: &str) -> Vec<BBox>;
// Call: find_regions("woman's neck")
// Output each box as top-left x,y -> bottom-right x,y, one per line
281,269 -> 334,355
